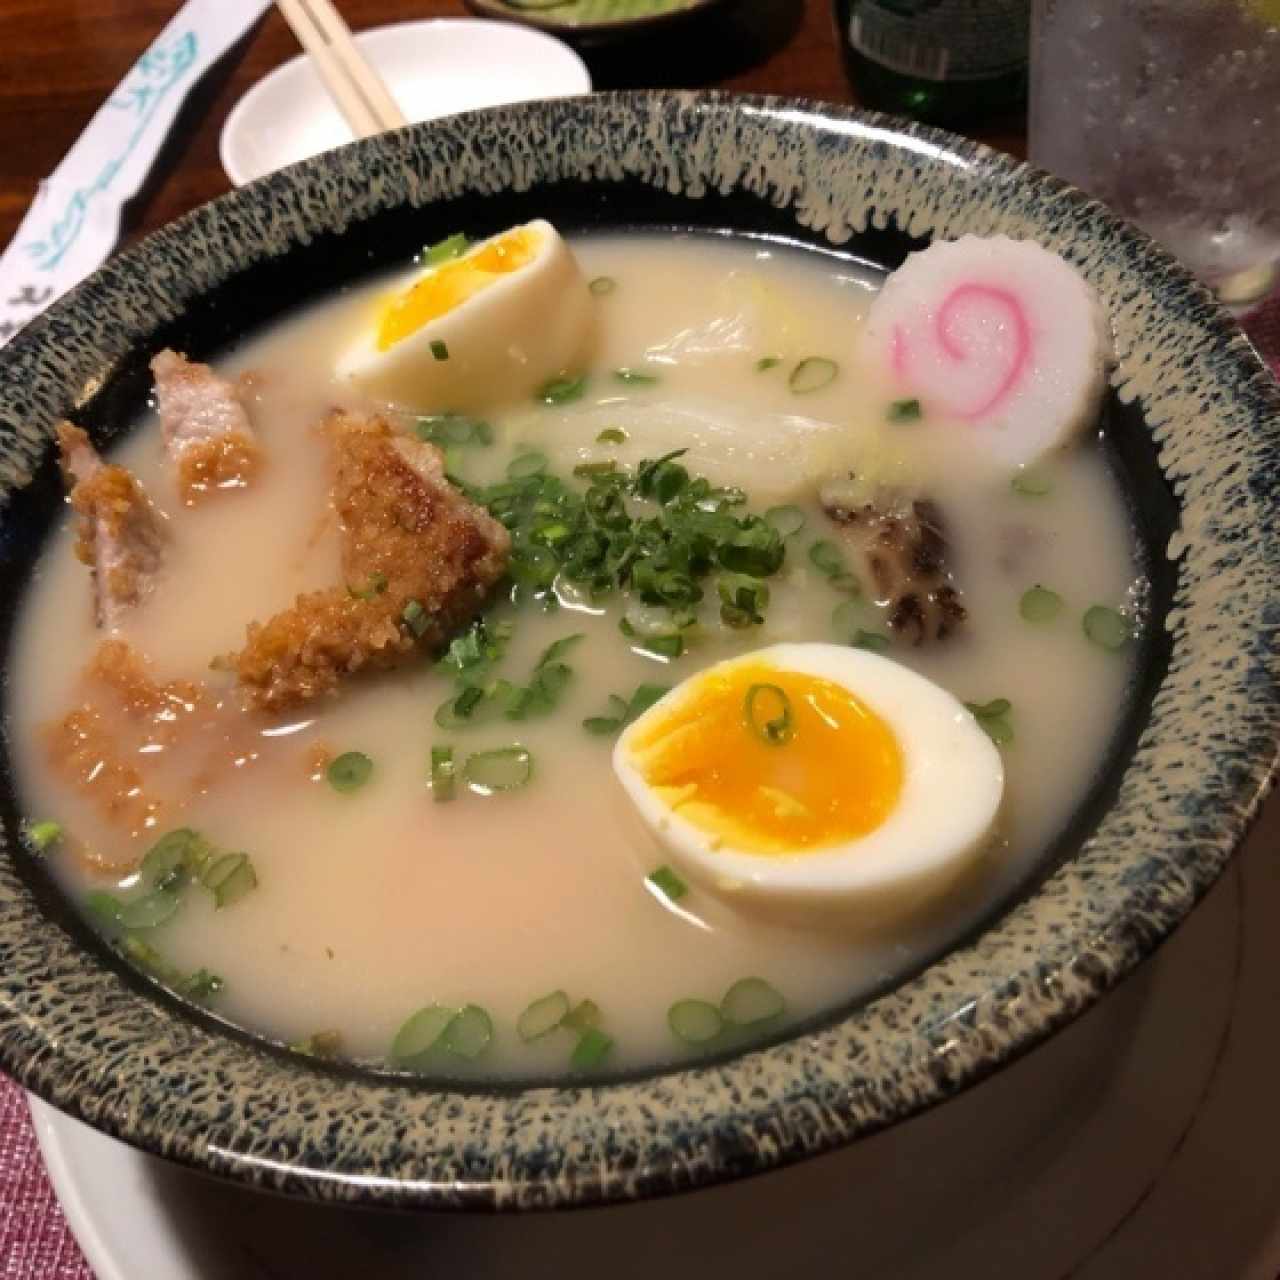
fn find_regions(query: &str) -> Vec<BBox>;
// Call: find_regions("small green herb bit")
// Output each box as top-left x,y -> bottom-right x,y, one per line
430,746 -> 456,802
444,1004 -> 494,1059
118,888 -> 182,931
668,999 -> 724,1045
744,683 -> 794,746
1083,604 -> 1131,651
141,827 -> 212,889
178,969 -> 225,1002
463,745 -> 533,794
23,819 -> 63,854
720,977 -> 785,1027
349,571 -> 388,600
327,751 -> 373,793
1020,585 -> 1063,623
788,356 -> 838,394
614,367 -> 659,385
507,450 -> 549,479
537,373 -> 588,405
423,232 -> 469,265
290,1029 -> 343,1059
392,1004 -> 456,1068
562,999 -> 602,1033
852,629 -> 891,654
402,599 -> 429,638
583,683 -> 670,735
764,504 -> 805,538
647,865 -> 688,902
1011,466 -> 1053,497
518,990 -> 570,1042
887,397 -> 923,423
570,1026 -> 614,1071
596,427 -> 627,444
964,698 -> 1014,746
415,414 -> 494,448
588,275 -> 616,296
808,539 -> 845,577
718,573 -> 770,628
430,339 -> 449,361
755,355 -> 783,372
201,852 -> 259,909
85,890 -> 125,929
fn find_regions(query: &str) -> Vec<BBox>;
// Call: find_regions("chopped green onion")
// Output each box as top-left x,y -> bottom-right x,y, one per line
570,1026 -> 613,1071
326,751 -> 373,793
887,398 -> 922,423
563,999 -> 601,1033
630,631 -> 684,660
1011,466 -> 1053,497
808,539 -> 846,578
588,276 -> 616,295
647,865 -> 688,902
430,339 -> 449,361
349,571 -> 388,600
118,888 -> 182,931
85,890 -> 125,929
596,427 -> 627,444
583,683 -> 668,735
436,618 -> 511,681
628,684 -> 670,719
755,355 -> 782,372
430,746 -> 455,802
1083,605 -> 1131,651
573,460 -> 618,478
140,827 -> 211,889
668,999 -> 724,1045
402,599 -> 429,638
423,232 -> 469,265
852,628 -> 891,654
744,683 -> 794,746
178,969 -> 225,1002
120,935 -> 169,977
537,373 -> 587,405
583,715 -> 622,735
764,505 -> 805,538
536,634 -> 585,667
444,1004 -> 493,1059
614,367 -> 658,385
391,1004 -> 456,1068
463,745 -> 533,794
788,356 -> 838,394
23,819 -> 62,853
290,1029 -> 342,1058
964,698 -> 1014,746
201,853 -> 258,909
1020,586 -> 1063,623
517,990 -> 570,1041
718,572 -> 770,628
507,451 -> 549,480
415,414 -> 493,447
720,977 -> 785,1026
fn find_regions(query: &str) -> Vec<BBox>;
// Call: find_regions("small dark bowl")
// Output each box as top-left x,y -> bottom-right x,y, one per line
1,92 -> 1278,1210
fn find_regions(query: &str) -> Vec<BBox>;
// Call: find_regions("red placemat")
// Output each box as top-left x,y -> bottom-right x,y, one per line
2,292 -> 1279,1280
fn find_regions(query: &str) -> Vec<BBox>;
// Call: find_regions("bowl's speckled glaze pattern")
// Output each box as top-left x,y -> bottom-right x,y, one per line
0,93 -> 1278,1210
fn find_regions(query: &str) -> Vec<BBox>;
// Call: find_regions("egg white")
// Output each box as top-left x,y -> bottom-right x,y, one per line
613,642 -> 1005,915
336,219 -> 593,414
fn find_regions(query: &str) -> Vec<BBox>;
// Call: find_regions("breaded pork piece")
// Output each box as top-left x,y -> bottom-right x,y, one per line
151,348 -> 260,503
233,413 -> 510,710
57,422 -> 166,629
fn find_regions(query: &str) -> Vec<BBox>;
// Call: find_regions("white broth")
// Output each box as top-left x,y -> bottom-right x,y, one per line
6,233 -> 1142,1076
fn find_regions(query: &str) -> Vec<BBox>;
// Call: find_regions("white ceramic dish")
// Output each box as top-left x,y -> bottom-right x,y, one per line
29,835 -> 1280,1280
219,20 -> 591,187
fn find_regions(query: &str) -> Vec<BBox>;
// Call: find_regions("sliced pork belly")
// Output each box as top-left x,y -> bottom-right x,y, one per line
234,413 -> 510,711
56,422 -> 166,630
151,348 -> 260,503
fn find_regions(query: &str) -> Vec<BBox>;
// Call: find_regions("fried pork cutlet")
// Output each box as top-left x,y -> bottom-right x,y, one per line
234,413 -> 510,710
151,348 -> 260,503
56,422 -> 166,629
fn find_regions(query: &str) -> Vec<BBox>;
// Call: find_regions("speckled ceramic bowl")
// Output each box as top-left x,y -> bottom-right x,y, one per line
1,93 -> 1278,1210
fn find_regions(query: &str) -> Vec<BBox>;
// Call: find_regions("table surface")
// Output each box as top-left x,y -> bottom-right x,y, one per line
0,3 -> 1277,1279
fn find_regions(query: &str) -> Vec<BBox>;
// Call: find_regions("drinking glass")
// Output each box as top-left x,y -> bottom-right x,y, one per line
1030,0 -> 1280,306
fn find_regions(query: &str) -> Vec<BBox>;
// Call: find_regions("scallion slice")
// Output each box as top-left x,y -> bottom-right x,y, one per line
647,865 -> 688,902
570,1026 -> 613,1071
1020,586 -> 1063,623
764,504 -> 805,538
588,275 -> 616,295
852,629 -> 891,654
201,853 -> 258,909
614,367 -> 658,385
423,232 -> 469,265
887,398 -> 922,422
668,999 -> 724,1045
964,698 -> 1014,746
808,539 -> 846,578
1011,466 -> 1052,497
563,999 -> 601,1033
402,599 -> 429,638
415,414 -> 493,447
755,355 -> 782,372
718,572 -> 769,628
118,888 -> 182,931
430,339 -> 449,361
744,683 -> 794,745
290,1029 -> 343,1058
596,427 -> 627,444
831,599 -> 860,641
178,969 -> 225,1002
1083,605 -> 1130,650
788,357 -> 838,394
140,827 -> 211,889
507,450 -> 549,479
430,746 -> 456,802
463,746 -> 533,795
391,1004 -> 456,1068
85,890 -> 125,929
23,819 -> 62,853
444,1004 -> 493,1059
720,977 -> 785,1026
517,990 -> 570,1041
537,373 -> 587,405
573,460 -> 618,478
327,751 -> 373,793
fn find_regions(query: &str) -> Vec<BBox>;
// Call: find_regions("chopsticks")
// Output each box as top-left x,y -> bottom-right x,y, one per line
274,0 -> 407,139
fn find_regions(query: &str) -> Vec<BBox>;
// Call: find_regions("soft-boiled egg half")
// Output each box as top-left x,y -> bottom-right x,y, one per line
613,643 -> 1004,919
337,220 -> 593,413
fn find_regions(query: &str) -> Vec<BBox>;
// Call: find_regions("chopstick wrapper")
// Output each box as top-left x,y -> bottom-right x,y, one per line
0,0 -> 272,348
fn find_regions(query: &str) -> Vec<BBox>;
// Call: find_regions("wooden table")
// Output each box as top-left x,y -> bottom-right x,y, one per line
0,0 -> 1026,250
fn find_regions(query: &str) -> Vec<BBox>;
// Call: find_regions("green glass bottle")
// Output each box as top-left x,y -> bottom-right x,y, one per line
834,0 -> 1029,126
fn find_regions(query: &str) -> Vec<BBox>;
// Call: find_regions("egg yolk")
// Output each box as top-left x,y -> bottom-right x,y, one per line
627,664 -> 904,856
376,228 -> 540,351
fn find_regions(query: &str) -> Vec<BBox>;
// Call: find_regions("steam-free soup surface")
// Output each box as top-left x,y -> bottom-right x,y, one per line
8,234 -> 1142,1076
